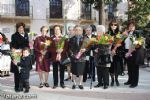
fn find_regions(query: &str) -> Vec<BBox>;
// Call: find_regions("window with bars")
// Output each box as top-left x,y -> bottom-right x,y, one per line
49,0 -> 62,18
81,3 -> 91,20
15,0 -> 30,16
108,4 -> 114,20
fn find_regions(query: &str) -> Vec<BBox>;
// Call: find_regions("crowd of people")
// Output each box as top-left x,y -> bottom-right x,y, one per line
0,19 -> 146,93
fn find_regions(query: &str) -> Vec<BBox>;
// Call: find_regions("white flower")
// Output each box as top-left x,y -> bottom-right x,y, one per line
133,40 -> 138,45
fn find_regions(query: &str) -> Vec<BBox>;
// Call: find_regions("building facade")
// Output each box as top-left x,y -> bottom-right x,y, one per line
0,0 -> 128,40
0,0 -> 98,40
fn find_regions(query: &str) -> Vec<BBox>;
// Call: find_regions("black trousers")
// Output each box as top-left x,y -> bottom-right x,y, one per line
14,71 -> 20,90
53,61 -> 65,86
11,62 -> 20,90
83,57 -> 95,81
96,66 -> 109,86
19,79 -> 29,90
126,52 -> 139,86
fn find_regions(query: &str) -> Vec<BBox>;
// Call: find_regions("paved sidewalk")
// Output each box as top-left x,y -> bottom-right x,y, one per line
0,67 -> 150,100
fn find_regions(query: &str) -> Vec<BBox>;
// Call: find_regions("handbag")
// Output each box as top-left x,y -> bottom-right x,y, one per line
60,53 -> 71,66
60,57 -> 71,66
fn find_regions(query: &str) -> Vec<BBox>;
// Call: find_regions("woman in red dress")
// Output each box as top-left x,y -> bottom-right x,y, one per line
34,26 -> 52,88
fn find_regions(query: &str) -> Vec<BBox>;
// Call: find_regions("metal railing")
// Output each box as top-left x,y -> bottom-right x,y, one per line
46,8 -> 94,20
0,4 -> 33,18
80,12 -> 92,20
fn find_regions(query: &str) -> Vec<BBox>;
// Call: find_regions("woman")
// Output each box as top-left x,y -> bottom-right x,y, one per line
50,25 -> 68,89
10,22 -> 29,92
69,25 -> 86,89
124,21 -> 143,88
94,25 -> 111,89
108,20 -> 124,86
34,26 -> 52,88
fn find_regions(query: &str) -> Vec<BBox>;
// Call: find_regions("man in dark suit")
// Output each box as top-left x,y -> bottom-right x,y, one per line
83,26 -> 96,82
10,22 -> 29,92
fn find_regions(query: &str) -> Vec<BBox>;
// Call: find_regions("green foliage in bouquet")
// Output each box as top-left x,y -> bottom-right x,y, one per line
56,35 -> 68,49
97,34 -> 114,45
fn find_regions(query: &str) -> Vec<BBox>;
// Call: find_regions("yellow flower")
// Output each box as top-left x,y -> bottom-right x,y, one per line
105,36 -> 108,40
90,38 -> 97,42
116,33 -> 121,38
45,40 -> 51,46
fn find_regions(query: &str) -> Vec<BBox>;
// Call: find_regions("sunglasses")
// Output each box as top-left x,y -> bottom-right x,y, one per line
111,24 -> 117,26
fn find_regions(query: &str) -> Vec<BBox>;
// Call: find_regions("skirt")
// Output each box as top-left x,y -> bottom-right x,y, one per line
35,57 -> 51,72
71,61 -> 86,75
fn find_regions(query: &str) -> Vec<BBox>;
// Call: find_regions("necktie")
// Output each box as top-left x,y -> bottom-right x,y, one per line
77,37 -> 80,46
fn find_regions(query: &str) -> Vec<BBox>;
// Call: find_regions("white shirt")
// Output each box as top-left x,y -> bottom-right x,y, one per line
124,32 -> 133,49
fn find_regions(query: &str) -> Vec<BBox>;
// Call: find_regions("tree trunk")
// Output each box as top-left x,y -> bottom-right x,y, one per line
99,1 -> 105,25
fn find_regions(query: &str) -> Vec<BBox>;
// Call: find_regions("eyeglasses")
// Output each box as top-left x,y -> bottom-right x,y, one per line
111,24 -> 117,26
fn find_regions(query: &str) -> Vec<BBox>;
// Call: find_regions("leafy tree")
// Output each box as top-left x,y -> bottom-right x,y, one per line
81,0 -> 150,28
81,0 -> 120,25
127,0 -> 150,28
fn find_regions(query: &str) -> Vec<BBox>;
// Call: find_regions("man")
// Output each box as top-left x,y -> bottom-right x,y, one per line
83,26 -> 96,82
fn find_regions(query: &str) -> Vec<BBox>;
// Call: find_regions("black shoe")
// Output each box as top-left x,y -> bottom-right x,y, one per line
78,85 -> 84,89
53,85 -> 58,89
72,85 -> 76,89
15,89 -> 20,92
44,83 -> 50,87
124,82 -> 131,85
129,85 -> 137,88
19,88 -> 23,92
94,84 -> 103,88
104,85 -> 108,89
24,89 -> 29,93
60,84 -> 66,88
111,81 -> 114,86
39,83 -> 44,88
116,80 -> 120,86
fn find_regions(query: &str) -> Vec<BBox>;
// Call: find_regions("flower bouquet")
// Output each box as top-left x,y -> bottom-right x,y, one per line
114,32 -> 127,45
11,49 -> 22,63
28,32 -> 37,49
39,39 -> 52,63
97,34 -> 114,45
96,34 -> 114,55
75,37 -> 97,59
125,35 -> 145,58
55,35 -> 68,61
130,35 -> 145,49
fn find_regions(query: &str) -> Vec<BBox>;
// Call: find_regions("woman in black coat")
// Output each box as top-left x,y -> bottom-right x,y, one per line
124,21 -> 143,88
69,25 -> 86,89
108,20 -> 124,87
10,22 -> 29,92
